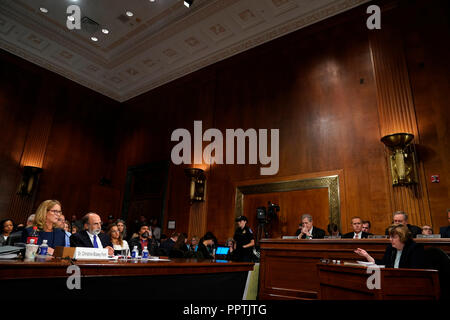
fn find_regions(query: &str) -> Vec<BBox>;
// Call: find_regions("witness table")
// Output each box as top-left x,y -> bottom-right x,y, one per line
258,238 -> 450,300
0,258 -> 254,300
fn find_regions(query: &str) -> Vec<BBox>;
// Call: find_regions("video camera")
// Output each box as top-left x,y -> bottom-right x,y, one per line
256,201 -> 280,223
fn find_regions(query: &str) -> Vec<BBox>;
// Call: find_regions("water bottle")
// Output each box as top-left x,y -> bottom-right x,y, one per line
27,226 -> 39,244
142,246 -> 149,260
131,246 -> 139,259
38,239 -> 48,256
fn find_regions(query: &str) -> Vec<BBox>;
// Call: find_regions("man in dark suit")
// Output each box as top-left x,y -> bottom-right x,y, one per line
343,217 -> 370,239
70,213 -> 113,255
295,214 -> 325,239
361,220 -> 373,235
384,211 -> 422,238
440,209 -> 450,238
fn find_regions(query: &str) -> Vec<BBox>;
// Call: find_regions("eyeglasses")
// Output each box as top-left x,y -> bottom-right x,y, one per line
49,210 -> 62,214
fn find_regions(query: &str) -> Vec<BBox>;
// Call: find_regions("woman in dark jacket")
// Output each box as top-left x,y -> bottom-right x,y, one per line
195,233 -> 216,259
355,224 -> 425,269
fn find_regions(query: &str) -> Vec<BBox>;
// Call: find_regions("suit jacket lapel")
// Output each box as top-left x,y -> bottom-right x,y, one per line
81,230 -> 93,248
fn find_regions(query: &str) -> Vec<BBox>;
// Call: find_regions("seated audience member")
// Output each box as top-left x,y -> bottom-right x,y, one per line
196,233 -> 216,259
108,224 -> 129,255
116,219 -> 127,240
187,236 -> 199,252
204,231 -> 218,252
128,222 -> 158,256
25,214 -> 35,228
295,214 -> 326,239
150,218 -> 162,241
169,233 -> 189,258
70,215 -> 83,231
355,224 -> 425,269
421,225 -> 433,236
159,232 -> 179,256
327,223 -> 341,237
343,217 -> 370,239
439,209 -> 450,238
0,219 -> 14,246
70,213 -> 114,255
233,216 -> 255,262
225,238 -> 236,260
71,224 -> 79,234
385,211 -> 422,238
56,214 -> 70,247
21,200 -> 66,255
361,220 -> 373,235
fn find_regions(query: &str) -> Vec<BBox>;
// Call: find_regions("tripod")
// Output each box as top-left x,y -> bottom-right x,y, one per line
256,219 -> 269,245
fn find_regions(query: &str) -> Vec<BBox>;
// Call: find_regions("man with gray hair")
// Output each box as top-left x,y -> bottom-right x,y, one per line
26,214 -> 35,227
295,213 -> 326,239
385,211 -> 422,238
70,213 -> 114,255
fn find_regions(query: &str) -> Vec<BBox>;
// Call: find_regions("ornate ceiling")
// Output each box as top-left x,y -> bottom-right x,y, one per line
0,0 -> 369,102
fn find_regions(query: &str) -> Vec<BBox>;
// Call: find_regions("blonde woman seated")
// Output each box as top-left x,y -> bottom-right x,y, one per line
108,224 -> 129,255
21,200 -> 66,255
354,224 -> 425,269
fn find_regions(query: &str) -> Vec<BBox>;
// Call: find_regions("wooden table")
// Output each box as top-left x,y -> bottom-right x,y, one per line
317,262 -> 440,300
0,258 -> 254,300
258,238 -> 450,300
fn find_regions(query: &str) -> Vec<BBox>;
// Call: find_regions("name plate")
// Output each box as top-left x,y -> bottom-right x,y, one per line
74,247 -> 108,260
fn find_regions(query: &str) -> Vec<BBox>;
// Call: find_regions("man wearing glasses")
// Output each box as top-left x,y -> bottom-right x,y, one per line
421,225 -> 433,236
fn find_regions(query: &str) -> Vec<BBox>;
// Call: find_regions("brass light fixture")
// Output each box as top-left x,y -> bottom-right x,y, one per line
381,133 -> 418,186
17,166 -> 43,196
184,168 -> 206,204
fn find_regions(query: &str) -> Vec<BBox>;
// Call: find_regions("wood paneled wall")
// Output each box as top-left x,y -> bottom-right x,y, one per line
116,0 -> 450,242
0,50 -> 121,224
1,0 -> 448,243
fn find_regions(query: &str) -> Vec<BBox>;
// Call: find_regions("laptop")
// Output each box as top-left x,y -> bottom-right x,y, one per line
215,246 -> 230,260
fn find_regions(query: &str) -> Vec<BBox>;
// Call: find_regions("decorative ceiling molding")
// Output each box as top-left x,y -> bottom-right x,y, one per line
0,0 -> 370,102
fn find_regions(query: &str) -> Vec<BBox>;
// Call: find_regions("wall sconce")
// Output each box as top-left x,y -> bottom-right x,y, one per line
381,133 -> 418,186
17,166 -> 43,196
184,168 -> 206,204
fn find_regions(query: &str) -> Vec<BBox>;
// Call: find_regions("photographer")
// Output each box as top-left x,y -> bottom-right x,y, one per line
128,222 -> 158,256
233,216 -> 255,262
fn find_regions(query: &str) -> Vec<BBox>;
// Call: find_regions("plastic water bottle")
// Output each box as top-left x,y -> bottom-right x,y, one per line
27,226 -> 39,244
142,246 -> 149,260
131,246 -> 139,259
38,239 -> 48,256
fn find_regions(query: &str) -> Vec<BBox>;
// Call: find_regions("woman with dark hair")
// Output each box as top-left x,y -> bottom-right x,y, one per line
196,232 -> 217,259
355,224 -> 425,268
1,219 -> 14,246
71,224 -> 79,234
169,233 -> 189,258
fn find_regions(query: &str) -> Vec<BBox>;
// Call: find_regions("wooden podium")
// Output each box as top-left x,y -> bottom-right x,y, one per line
317,262 -> 440,300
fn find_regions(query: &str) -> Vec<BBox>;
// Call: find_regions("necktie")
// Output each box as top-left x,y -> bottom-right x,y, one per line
93,234 -> 99,248
355,233 -> 359,239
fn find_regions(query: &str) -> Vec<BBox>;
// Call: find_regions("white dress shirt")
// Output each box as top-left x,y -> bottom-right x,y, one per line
87,231 -> 103,249
394,250 -> 402,268
353,232 -> 362,239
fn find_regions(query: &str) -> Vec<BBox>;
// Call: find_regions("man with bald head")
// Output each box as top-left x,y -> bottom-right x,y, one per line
70,213 -> 114,255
